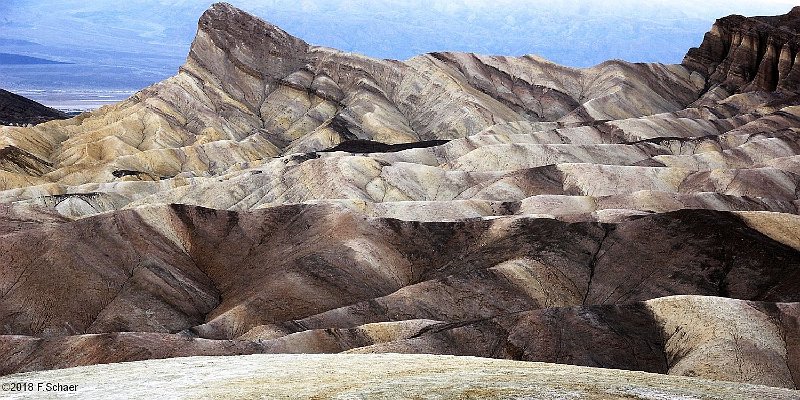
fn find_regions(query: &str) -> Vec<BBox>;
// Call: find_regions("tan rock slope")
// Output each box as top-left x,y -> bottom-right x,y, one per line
0,2 -> 779,219
0,2 -> 800,396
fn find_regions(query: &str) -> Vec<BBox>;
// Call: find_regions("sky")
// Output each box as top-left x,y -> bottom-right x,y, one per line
0,0 -> 797,105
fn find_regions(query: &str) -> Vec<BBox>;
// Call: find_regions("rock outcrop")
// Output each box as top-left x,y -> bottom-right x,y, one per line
0,3 -> 799,396
683,6 -> 800,93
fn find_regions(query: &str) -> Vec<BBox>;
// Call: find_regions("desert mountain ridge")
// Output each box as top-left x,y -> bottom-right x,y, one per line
0,3 -> 799,397
0,89 -> 68,126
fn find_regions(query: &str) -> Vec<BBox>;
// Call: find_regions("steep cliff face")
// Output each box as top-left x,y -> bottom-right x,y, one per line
683,6 -> 800,93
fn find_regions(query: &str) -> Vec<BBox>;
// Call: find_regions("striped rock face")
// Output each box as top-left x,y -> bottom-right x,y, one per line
1,2 -> 800,397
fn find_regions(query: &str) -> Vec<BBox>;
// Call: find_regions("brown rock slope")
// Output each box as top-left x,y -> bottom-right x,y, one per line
0,205 -> 799,390
0,2 -> 799,395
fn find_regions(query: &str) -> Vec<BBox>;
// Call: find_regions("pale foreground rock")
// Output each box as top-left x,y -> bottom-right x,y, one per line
0,354 -> 797,400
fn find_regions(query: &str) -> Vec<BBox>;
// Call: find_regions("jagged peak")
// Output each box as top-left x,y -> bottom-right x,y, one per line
201,3 -> 284,33
683,7 -> 800,94
195,2 -> 308,52
182,2 -> 309,105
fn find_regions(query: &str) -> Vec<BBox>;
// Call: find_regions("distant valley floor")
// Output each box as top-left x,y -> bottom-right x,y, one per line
9,89 -> 137,112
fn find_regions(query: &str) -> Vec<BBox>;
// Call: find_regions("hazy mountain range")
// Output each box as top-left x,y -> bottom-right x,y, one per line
0,0 -> 797,105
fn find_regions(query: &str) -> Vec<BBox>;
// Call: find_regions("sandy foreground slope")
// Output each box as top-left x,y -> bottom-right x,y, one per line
1,354 -> 798,400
